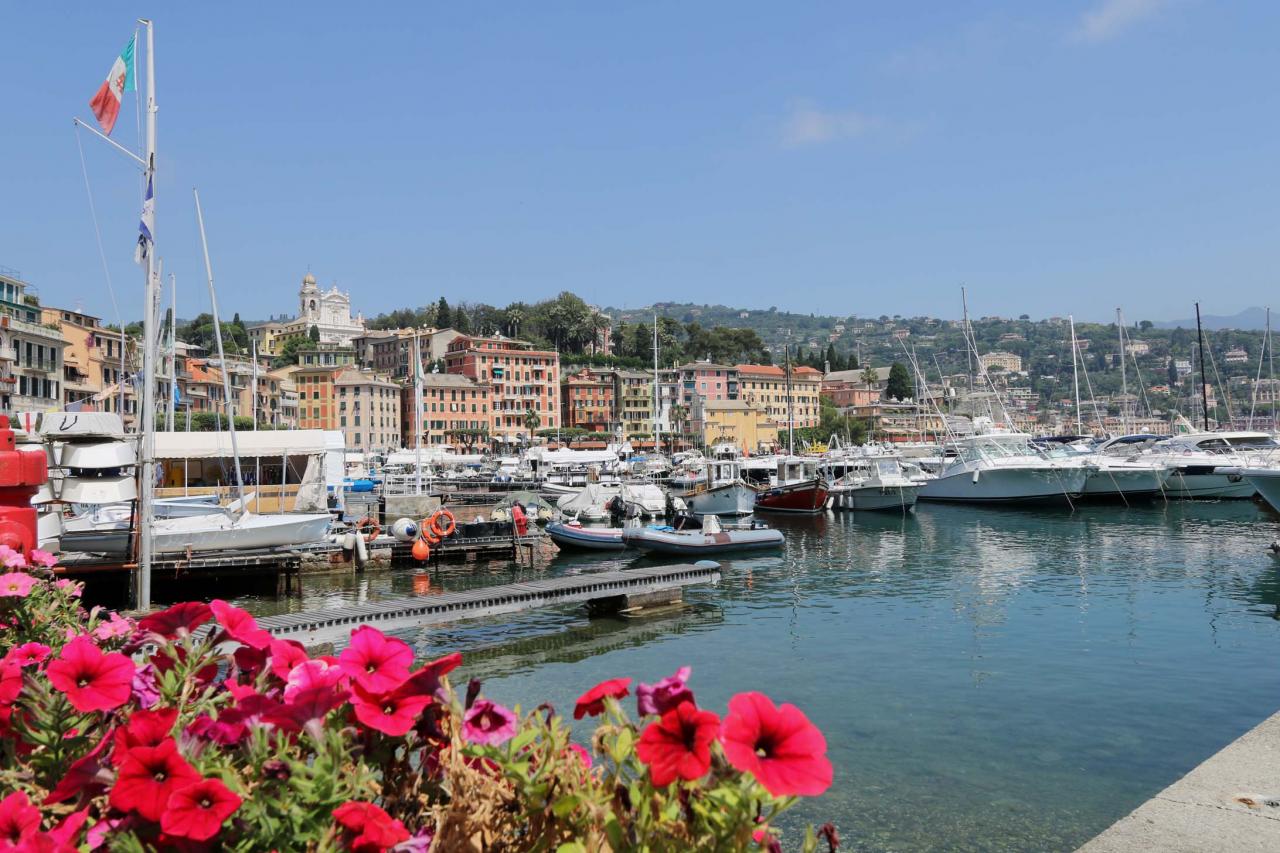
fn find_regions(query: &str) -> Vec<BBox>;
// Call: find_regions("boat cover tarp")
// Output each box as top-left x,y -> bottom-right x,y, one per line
154,430 -> 331,460
556,483 -> 611,514
535,449 -> 618,465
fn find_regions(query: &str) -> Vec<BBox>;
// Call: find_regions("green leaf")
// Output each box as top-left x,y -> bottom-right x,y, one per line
551,794 -> 582,818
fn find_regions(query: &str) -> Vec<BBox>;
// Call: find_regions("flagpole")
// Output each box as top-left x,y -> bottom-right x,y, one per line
135,17 -> 158,611
251,340 -> 258,430
414,332 -> 424,494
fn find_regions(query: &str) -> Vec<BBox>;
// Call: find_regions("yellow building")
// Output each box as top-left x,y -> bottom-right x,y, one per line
701,399 -> 778,454
735,364 -> 822,429
41,305 -> 136,425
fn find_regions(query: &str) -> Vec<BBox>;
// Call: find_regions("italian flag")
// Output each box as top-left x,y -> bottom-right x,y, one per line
88,35 -> 135,136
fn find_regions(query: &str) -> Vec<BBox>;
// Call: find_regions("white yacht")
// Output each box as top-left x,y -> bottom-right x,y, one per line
918,428 -> 1089,505
829,456 -> 921,512
1037,439 -> 1170,501
1101,432 -> 1278,499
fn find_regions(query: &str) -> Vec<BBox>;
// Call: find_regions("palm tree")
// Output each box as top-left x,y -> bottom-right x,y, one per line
861,365 -> 878,388
523,407 -> 541,446
670,403 -> 688,447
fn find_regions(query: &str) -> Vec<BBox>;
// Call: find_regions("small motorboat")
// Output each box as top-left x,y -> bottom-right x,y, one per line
621,514 -> 783,555
546,520 -> 627,551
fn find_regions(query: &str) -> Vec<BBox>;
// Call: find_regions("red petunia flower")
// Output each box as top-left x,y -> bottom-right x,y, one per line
338,626 -> 413,693
160,778 -> 243,842
573,677 -> 631,719
4,642 -> 51,669
109,738 -> 200,822
332,801 -> 409,852
351,683 -> 432,737
0,790 -> 40,847
635,701 -> 720,786
720,691 -> 832,797
111,707 -> 179,765
45,636 -> 135,713
268,638 -> 310,681
136,601 -> 212,638
0,661 -> 21,705
210,599 -> 272,650
395,651 -> 462,699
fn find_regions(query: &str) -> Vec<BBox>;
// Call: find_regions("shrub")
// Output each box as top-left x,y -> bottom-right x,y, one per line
0,554 -> 837,851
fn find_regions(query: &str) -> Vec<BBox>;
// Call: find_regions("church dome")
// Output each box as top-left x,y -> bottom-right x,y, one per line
302,272 -> 317,288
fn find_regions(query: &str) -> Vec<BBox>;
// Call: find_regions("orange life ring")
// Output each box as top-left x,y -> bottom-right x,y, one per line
418,519 -> 440,545
356,516 -> 381,544
431,508 -> 457,538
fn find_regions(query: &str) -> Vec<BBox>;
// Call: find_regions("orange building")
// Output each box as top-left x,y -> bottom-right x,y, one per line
400,373 -> 493,448
561,368 -> 615,432
444,334 -> 559,443
735,364 -> 823,429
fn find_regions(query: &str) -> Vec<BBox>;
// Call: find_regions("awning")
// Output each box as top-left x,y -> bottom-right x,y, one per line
154,430 -> 336,460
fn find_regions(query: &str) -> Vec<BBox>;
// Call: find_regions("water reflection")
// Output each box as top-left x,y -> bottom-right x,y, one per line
228,500 -> 1280,852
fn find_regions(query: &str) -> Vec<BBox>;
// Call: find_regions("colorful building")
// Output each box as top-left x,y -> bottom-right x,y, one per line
561,367 -> 615,432
701,399 -> 777,455
444,334 -> 559,443
735,364 -> 822,429
400,373 -> 492,449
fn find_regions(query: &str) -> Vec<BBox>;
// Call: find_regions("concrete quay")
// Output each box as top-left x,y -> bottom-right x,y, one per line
1078,710 -> 1280,852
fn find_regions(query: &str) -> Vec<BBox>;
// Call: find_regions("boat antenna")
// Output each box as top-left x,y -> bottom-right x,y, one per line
1070,315 -> 1082,433
193,188 -> 247,515
785,343 -> 794,456
1192,300 -> 1203,432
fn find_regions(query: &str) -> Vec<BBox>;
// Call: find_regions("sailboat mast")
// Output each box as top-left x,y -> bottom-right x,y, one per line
1195,302 -> 1210,430
251,339 -> 258,430
414,332 -> 423,495
961,286 -> 973,394
785,344 -> 794,456
1269,307 -> 1276,433
1069,315 -> 1082,433
652,312 -> 659,453
193,189 -> 246,512
1116,308 -> 1128,434
167,273 -> 176,430
135,18 -> 158,611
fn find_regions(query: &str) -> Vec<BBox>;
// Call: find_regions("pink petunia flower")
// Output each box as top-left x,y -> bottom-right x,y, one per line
92,612 -> 133,641
4,642 -> 51,668
462,699 -> 518,746
0,572 -> 36,598
636,666 -> 694,717
2,552 -> 27,569
338,625 -> 413,693
28,549 -> 57,568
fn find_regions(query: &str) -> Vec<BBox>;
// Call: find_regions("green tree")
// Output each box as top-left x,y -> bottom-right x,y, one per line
272,335 -> 310,368
861,365 -> 878,387
436,298 -> 451,328
885,362 -> 913,400
1167,358 -> 1179,388
308,325 -> 320,342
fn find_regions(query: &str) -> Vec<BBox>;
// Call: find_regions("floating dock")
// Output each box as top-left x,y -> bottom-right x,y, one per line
254,563 -> 722,646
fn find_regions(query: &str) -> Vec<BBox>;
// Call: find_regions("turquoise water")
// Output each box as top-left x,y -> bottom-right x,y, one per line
235,502 -> 1280,851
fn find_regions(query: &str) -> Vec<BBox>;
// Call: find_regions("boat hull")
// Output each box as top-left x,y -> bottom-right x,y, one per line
152,513 -> 333,555
831,484 -> 920,512
545,522 -> 626,551
1162,467 -> 1256,500
684,482 -> 757,516
1240,468 -> 1280,512
1080,467 -> 1168,500
621,525 -> 783,555
754,480 -> 829,514
918,466 -> 1087,505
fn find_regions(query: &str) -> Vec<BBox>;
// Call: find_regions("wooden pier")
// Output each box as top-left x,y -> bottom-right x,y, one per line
253,563 -> 722,646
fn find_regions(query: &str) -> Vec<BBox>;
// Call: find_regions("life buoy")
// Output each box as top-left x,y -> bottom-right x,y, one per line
430,508 -> 457,538
356,516 -> 381,544
419,519 -> 440,545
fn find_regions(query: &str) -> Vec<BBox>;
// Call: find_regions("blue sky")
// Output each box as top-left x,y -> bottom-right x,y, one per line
3,1 -> 1278,325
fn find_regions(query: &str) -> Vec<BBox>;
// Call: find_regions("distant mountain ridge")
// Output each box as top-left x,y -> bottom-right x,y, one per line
1152,307 -> 1273,331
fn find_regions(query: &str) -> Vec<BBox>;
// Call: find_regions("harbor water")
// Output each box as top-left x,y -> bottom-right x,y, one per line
236,501 -> 1280,851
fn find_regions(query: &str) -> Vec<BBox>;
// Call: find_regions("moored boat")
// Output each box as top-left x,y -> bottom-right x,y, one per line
754,457 -> 828,514
621,515 -> 783,555
545,520 -> 627,551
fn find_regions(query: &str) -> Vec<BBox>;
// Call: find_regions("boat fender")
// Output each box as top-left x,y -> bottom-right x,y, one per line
389,518 -> 418,542
342,532 -> 357,551
972,470 -> 981,484
693,560 -> 720,569
411,538 -> 431,561
430,509 -> 457,538
354,533 -> 369,565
